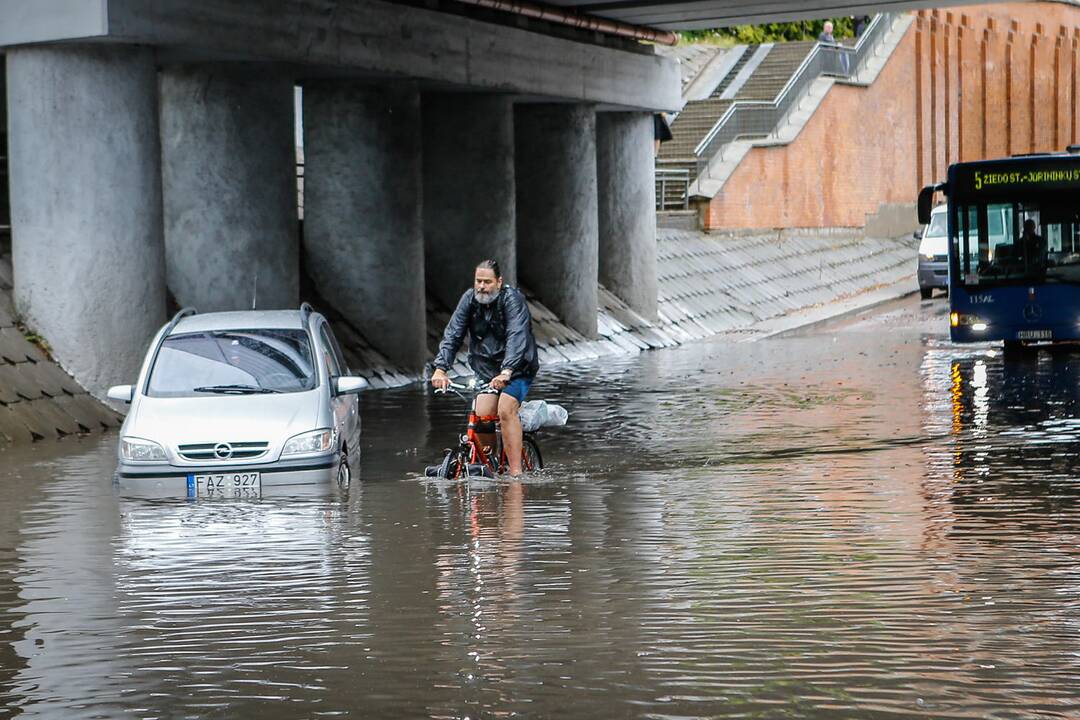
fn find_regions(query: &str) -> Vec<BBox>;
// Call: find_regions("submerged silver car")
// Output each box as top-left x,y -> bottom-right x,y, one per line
109,304 -> 366,497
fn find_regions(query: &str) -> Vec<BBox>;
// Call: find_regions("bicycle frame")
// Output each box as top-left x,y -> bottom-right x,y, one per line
463,401 -> 501,473
432,381 -> 542,479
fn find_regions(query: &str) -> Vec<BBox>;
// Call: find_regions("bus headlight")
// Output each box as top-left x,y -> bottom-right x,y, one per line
952,313 -> 988,329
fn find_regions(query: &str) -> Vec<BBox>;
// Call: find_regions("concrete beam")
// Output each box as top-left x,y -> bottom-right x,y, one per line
6,44 -> 166,396
0,0 -> 108,47
516,104 -> 599,339
0,0 -> 681,111
422,93 -> 516,310
302,82 -> 427,371
597,112 -> 658,320
159,65 -> 299,312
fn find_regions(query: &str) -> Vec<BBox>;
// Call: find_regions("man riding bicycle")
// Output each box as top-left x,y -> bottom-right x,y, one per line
431,259 -> 539,477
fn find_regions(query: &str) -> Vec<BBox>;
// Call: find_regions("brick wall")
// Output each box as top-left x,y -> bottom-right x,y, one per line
704,2 -> 1080,232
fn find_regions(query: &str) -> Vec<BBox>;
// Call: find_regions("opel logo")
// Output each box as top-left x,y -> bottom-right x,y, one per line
213,442 -> 233,460
1023,303 -> 1043,322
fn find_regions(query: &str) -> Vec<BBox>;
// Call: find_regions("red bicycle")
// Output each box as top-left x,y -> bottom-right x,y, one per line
428,380 -> 543,479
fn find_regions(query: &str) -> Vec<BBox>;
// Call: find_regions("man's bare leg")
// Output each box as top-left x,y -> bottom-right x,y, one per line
498,393 -> 524,476
474,392 -> 499,461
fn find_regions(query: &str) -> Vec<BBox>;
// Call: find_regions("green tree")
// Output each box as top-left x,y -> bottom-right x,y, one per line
680,17 -> 856,45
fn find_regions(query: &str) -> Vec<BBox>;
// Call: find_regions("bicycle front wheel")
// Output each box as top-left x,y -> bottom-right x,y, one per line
435,449 -> 463,479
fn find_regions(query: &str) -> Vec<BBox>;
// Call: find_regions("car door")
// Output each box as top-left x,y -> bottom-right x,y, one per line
318,322 -> 360,462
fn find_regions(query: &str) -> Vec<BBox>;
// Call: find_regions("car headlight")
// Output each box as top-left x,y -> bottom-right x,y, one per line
282,429 -> 335,456
120,436 -> 167,462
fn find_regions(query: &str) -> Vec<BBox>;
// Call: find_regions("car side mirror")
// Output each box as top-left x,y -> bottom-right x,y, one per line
913,229 -> 923,241
334,376 -> 369,395
107,385 -> 134,403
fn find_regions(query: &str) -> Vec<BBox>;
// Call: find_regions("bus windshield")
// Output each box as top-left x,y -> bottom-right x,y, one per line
954,200 -> 1080,287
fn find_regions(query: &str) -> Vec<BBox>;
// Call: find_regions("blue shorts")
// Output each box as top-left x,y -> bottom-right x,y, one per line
500,377 -> 532,404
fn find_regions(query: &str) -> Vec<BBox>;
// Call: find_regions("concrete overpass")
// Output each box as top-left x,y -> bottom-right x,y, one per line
0,0 -> 949,396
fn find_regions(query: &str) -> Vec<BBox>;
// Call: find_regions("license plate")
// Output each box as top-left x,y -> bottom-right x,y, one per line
188,472 -> 261,498
1017,330 -> 1052,340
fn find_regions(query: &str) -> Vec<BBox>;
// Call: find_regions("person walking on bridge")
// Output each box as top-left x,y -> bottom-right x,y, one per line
431,259 -> 539,477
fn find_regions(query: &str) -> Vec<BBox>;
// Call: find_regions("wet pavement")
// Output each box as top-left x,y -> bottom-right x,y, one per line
1,295 -> 1078,719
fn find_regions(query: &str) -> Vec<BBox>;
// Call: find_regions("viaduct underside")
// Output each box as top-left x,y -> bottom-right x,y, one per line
0,0 -> 679,396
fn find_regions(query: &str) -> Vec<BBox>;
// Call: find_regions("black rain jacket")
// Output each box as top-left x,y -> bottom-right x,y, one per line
433,287 -> 539,382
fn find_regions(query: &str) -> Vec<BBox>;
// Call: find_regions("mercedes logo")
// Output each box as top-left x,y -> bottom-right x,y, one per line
1023,303 -> 1043,322
213,442 -> 233,460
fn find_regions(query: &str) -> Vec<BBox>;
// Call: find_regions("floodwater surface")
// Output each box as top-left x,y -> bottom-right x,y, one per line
1,296 -> 1078,719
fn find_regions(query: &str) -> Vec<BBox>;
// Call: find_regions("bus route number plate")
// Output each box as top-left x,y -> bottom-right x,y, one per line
1017,330 -> 1052,340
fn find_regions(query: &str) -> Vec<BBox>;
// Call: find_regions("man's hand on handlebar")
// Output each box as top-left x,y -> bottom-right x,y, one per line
431,368 -> 452,391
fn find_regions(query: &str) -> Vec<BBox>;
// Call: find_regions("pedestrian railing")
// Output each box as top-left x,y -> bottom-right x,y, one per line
692,13 -> 897,174
655,166 -> 691,210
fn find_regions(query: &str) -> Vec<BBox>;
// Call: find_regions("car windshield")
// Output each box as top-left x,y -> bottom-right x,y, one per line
146,329 -> 317,398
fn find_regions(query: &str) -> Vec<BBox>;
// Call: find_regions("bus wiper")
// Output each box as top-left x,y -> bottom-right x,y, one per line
193,384 -> 281,394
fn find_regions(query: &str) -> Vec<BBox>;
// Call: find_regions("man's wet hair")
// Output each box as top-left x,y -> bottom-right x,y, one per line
476,259 -> 502,278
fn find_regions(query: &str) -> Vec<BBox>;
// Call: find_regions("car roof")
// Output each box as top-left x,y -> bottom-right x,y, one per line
170,310 -> 309,335
930,204 -> 947,216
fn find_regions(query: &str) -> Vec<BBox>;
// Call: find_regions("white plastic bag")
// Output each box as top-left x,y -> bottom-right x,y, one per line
518,400 -> 569,432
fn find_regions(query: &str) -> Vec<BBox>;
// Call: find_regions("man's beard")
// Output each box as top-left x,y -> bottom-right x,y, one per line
475,288 -> 500,305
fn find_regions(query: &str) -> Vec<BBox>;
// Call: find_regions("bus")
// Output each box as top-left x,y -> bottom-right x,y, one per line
920,151 -> 1080,349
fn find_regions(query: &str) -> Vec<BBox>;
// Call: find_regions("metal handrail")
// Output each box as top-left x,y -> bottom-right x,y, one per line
655,167 -> 691,210
692,13 -> 897,172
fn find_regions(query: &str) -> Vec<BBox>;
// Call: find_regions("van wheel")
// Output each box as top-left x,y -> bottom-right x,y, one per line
919,287 -> 933,299
336,451 -> 351,487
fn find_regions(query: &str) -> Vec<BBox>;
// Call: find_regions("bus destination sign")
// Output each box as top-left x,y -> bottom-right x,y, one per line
967,165 -> 1080,193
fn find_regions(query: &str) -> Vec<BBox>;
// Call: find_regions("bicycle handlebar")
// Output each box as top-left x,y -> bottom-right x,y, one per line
433,378 -> 498,396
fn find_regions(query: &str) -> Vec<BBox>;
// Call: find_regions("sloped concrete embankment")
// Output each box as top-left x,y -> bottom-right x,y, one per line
0,255 -> 121,447
330,228 -> 917,387
655,228 -> 917,340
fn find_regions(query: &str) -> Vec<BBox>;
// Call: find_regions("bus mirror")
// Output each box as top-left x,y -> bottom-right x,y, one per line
917,185 -> 938,225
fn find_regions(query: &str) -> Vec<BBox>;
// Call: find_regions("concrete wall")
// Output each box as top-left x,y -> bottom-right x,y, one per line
422,94 -> 516,309
160,65 -> 298,312
6,45 -> 165,396
515,104 -> 599,339
703,1 -> 1080,232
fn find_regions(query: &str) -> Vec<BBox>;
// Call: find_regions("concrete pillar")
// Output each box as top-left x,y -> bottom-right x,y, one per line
596,112 -> 658,321
6,45 -> 165,396
422,94 -> 516,310
159,65 -> 298,312
302,83 -> 426,370
515,104 -> 598,338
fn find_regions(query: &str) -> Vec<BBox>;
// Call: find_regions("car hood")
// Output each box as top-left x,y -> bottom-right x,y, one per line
126,391 -> 324,447
919,235 -> 948,256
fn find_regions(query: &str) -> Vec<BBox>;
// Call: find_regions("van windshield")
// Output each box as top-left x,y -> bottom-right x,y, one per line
955,201 -> 1080,286
146,329 -> 316,398
924,210 -> 948,238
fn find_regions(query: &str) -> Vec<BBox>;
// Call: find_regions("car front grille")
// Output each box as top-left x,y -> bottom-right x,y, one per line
178,441 -> 269,461
931,254 -> 947,263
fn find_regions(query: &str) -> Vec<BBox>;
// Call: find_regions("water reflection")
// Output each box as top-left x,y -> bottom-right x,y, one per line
0,298 -> 1078,718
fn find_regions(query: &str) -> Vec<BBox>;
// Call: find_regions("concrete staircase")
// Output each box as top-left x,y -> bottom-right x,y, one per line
659,41 -> 815,166
690,15 -> 913,200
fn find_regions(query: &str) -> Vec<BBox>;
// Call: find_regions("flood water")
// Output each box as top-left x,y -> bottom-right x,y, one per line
1,296 -> 1078,719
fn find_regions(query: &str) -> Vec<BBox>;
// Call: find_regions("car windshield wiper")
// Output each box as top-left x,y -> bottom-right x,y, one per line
192,384 -> 281,395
